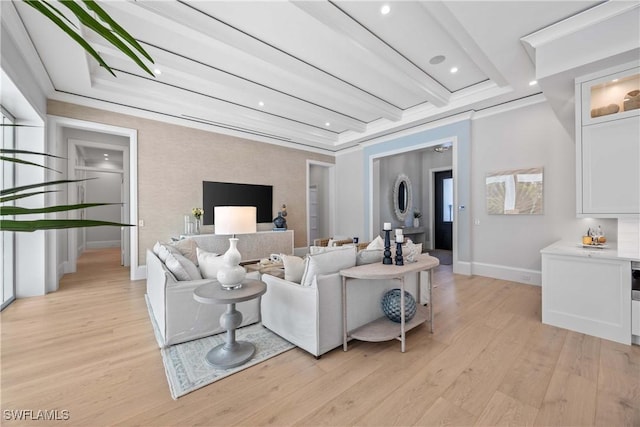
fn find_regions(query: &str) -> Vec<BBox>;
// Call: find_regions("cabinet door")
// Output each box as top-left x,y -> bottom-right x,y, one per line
542,254 -> 631,344
581,116 -> 640,214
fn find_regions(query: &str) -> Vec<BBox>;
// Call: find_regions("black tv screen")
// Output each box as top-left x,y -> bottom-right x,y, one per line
203,181 -> 273,225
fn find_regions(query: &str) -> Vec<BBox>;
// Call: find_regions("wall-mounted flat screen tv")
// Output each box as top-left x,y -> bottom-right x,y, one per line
202,181 -> 273,225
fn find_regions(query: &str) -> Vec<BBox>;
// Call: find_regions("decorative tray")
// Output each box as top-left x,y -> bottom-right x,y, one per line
581,243 -> 609,249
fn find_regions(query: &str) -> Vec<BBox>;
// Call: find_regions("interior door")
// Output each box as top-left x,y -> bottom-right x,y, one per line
309,185 -> 319,244
434,170 -> 453,250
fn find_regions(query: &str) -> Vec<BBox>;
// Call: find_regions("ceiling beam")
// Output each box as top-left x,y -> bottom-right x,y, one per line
117,0 -> 403,122
293,1 -> 451,107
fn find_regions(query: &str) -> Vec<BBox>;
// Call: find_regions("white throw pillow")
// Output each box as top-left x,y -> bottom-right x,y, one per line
197,247 -> 225,279
309,245 -> 353,255
366,235 -> 385,250
281,254 -> 305,284
152,241 -> 162,256
157,244 -> 180,263
169,238 -> 199,265
164,252 -> 202,281
301,246 -> 356,287
356,249 -> 384,266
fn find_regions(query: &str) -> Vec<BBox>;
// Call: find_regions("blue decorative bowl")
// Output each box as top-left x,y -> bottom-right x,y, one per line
381,288 -> 416,323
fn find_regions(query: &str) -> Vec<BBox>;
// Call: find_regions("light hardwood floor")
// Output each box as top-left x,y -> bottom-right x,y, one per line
1,248 -> 639,426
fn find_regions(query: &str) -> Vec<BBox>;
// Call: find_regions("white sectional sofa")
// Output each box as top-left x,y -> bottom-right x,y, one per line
146,248 -> 261,348
260,246 -> 419,357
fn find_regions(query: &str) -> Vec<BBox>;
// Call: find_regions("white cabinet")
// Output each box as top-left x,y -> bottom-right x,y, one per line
575,64 -> 640,217
542,252 -> 631,345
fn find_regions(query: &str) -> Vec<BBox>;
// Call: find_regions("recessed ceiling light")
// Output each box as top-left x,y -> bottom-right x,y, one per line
258,101 -> 264,107
380,4 -> 390,15
612,79 -> 619,82
153,68 -> 162,76
325,122 -> 331,127
529,80 -> 538,86
429,55 -> 445,65
450,67 -> 458,74
104,153 -> 109,156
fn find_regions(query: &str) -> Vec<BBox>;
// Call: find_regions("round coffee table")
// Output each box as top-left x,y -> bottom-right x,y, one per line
193,279 -> 267,369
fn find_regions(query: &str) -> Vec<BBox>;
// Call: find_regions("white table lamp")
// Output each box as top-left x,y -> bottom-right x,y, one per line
214,206 -> 257,289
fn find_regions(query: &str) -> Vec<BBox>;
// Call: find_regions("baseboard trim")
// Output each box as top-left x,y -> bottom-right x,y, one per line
132,265 -> 146,281
87,240 -> 121,249
453,261 -> 472,275
472,262 -> 541,286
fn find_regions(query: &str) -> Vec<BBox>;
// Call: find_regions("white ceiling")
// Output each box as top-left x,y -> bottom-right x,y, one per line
13,0 -> 600,152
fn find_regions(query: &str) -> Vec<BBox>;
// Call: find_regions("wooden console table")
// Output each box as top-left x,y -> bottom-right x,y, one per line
340,254 -> 439,352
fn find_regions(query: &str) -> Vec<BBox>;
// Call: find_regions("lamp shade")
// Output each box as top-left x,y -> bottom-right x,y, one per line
214,206 -> 257,235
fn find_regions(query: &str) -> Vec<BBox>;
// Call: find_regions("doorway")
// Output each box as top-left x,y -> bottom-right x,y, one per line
47,115 -> 140,286
68,138 -> 129,272
307,161 -> 335,247
434,169 -> 453,251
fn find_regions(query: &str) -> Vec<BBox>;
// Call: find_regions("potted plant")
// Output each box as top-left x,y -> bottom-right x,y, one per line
413,210 -> 422,227
1,0 -> 154,232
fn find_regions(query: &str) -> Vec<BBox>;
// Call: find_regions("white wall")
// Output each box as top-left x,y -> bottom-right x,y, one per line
377,151 -> 422,230
85,171 -> 123,248
335,148 -> 366,240
333,100 -> 618,285
470,101 -> 617,283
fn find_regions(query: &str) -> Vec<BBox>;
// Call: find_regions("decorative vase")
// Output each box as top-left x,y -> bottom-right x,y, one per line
194,218 -> 201,234
413,218 -> 419,227
381,289 -> 416,323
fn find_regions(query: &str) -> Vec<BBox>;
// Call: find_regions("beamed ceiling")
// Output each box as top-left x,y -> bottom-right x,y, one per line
12,0 -> 600,152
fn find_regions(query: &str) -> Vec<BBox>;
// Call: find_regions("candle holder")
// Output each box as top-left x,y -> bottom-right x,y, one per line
383,229 -> 393,265
395,241 -> 404,266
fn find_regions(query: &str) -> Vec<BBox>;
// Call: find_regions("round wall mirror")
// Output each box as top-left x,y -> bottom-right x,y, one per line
393,174 -> 412,221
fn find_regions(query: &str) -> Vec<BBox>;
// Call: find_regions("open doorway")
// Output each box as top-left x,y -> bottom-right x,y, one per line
47,115 -> 140,288
433,169 -> 453,250
307,161 -> 335,247
67,137 -> 129,272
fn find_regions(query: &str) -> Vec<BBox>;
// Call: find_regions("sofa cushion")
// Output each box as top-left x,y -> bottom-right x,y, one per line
366,235 -> 384,250
169,238 -> 199,265
197,247 -> 225,279
281,254 -> 305,283
301,246 -> 356,287
165,252 -> 202,281
356,249 -> 384,266
309,244 -> 355,255
156,244 -> 180,263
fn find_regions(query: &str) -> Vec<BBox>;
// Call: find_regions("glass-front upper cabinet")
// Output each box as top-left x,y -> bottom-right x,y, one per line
581,66 -> 640,125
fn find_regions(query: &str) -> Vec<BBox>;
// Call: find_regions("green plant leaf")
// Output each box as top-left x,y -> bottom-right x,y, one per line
0,190 -> 59,204
2,203 -> 118,216
1,148 -> 64,159
83,0 -> 154,63
0,156 -> 60,173
1,219 -> 133,232
0,178 -> 93,197
61,1 -> 154,76
23,0 -> 117,77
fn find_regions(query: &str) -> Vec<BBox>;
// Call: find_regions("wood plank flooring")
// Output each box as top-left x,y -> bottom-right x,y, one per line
1,248 -> 639,426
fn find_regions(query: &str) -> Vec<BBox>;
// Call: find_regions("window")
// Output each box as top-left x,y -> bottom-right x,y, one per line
1,107 -> 16,310
442,177 -> 453,223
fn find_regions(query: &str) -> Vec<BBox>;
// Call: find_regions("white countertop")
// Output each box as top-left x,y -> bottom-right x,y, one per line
541,240 -> 640,262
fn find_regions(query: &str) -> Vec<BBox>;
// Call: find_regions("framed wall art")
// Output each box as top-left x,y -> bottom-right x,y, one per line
486,167 -> 543,215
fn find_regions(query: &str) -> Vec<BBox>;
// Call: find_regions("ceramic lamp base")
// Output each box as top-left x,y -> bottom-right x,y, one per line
217,238 -> 246,289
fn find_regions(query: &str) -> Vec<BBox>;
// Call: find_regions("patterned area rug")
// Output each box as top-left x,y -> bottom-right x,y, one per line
145,297 -> 295,399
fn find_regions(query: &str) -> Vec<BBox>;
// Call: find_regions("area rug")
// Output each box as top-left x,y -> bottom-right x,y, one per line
429,249 -> 453,265
145,297 -> 295,399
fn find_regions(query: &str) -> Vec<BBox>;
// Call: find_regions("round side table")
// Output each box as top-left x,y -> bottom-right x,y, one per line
193,279 -> 267,369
